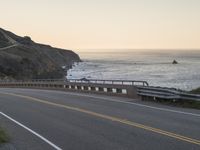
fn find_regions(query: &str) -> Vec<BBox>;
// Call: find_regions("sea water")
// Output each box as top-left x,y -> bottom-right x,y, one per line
67,50 -> 200,91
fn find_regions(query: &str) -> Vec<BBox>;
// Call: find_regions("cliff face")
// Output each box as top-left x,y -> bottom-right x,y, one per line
0,28 -> 80,79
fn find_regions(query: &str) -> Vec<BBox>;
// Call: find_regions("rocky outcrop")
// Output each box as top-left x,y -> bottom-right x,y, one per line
172,60 -> 178,64
0,28 -> 80,80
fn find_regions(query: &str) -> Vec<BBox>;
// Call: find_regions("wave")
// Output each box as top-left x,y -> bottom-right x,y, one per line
68,51 -> 200,90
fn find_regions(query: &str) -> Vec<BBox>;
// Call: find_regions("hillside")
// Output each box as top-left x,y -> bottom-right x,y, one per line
0,28 -> 80,80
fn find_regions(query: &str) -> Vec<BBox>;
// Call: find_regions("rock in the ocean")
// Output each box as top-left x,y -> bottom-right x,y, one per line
172,60 -> 178,64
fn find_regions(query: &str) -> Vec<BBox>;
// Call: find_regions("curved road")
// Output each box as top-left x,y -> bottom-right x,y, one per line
0,44 -> 18,51
0,88 -> 200,150
0,28 -> 19,51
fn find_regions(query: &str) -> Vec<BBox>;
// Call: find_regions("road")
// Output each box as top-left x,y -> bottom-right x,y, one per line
0,88 -> 200,150
0,44 -> 18,51
0,28 -> 19,51
0,29 -> 17,45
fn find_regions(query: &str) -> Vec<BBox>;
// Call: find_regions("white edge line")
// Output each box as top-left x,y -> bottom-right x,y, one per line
67,92 -> 200,117
36,90 -> 200,117
0,112 -> 62,150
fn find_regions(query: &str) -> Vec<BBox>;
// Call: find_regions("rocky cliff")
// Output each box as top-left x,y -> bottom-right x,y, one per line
0,28 -> 80,80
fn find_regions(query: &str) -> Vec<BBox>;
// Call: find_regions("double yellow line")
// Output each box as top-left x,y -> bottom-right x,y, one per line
1,92 -> 200,146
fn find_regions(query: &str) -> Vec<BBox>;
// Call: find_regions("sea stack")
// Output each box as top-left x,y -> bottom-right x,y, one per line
172,60 -> 178,64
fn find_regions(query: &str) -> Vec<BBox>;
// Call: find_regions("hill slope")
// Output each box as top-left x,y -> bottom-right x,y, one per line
0,28 -> 80,79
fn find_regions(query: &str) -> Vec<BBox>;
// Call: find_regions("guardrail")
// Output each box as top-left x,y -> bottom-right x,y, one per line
0,79 -> 199,102
0,79 -> 145,99
0,79 -> 148,86
67,79 -> 149,86
137,86 -> 200,101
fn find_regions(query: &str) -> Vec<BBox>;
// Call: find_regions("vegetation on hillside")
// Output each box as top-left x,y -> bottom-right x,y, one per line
0,28 -> 80,80
0,127 -> 9,144
190,87 -> 200,94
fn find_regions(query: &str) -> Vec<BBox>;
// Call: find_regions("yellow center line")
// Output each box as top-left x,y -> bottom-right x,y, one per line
1,92 -> 200,146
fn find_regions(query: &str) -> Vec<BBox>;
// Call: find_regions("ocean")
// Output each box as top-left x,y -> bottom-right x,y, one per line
67,50 -> 200,91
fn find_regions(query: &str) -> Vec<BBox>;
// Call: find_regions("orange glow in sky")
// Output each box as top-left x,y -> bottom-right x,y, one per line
1,0 -> 200,51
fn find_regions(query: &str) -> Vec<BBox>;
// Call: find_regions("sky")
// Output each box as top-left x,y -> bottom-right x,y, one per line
1,0 -> 200,52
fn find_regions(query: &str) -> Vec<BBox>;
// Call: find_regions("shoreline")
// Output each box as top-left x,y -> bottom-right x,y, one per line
67,60 -> 199,91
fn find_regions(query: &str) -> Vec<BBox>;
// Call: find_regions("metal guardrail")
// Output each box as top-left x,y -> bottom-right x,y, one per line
0,79 -> 63,83
0,79 -> 149,86
137,86 -> 200,101
67,79 -> 149,86
1,78 -> 199,101
0,78 -> 142,98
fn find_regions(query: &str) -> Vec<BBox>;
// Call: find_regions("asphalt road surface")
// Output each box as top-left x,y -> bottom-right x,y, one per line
0,88 -> 200,150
